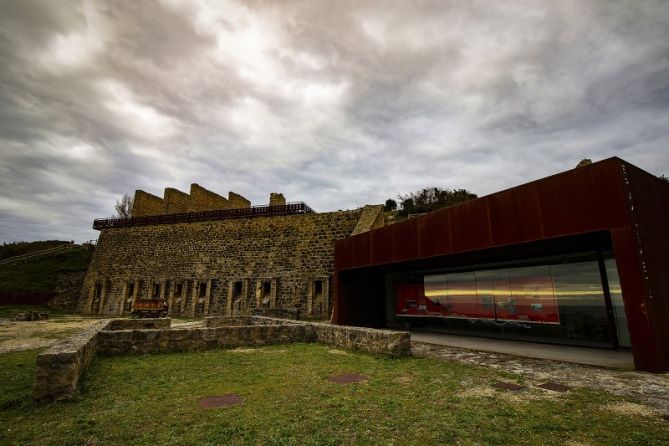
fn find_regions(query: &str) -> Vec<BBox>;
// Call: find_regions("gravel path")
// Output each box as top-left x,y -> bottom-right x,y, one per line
412,341 -> 669,417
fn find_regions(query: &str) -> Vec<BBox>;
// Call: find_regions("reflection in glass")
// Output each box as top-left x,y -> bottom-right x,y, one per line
474,269 -> 510,320
606,259 -> 631,347
408,256 -> 630,347
424,274 -> 447,313
444,272 -> 484,318
507,265 -> 559,324
550,262 -> 608,342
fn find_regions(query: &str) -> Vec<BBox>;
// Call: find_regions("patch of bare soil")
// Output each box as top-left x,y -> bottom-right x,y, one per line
602,401 -> 658,418
0,317 -> 99,353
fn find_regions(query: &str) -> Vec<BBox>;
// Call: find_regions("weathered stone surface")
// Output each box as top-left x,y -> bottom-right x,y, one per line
33,319 -> 109,400
189,184 -> 230,212
251,316 -> 411,357
351,204 -> 385,235
96,325 -> 315,355
310,322 -> 410,358
133,185 -> 252,216
269,193 -> 286,206
48,272 -> 86,311
204,316 -> 259,327
33,316 -> 409,400
105,318 -> 171,330
132,190 -> 164,217
81,209 -> 364,320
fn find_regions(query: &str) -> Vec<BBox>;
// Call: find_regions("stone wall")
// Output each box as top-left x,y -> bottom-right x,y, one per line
189,183 -> 229,211
96,325 -> 313,355
98,318 -> 411,357
311,322 -> 410,357
133,190 -> 164,217
81,209 -> 363,319
250,316 -> 411,357
163,187 -> 190,214
33,319 -> 109,400
104,318 -> 171,330
269,193 -> 286,206
132,184 -> 252,216
351,205 -> 385,235
48,272 -> 86,311
32,316 -> 410,400
227,191 -> 251,208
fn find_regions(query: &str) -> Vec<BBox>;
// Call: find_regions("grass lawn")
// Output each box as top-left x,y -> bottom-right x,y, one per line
0,344 -> 667,446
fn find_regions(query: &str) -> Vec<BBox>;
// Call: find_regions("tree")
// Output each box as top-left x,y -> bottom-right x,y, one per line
395,187 -> 477,217
115,193 -> 133,218
660,174 -> 668,183
384,199 -> 397,211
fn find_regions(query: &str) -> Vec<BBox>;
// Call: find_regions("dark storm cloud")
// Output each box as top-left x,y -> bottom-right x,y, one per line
1,0 -> 668,242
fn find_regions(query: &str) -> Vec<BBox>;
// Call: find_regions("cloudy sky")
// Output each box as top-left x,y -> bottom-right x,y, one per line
1,0 -> 668,243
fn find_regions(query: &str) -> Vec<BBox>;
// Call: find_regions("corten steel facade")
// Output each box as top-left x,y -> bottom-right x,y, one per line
333,158 -> 669,372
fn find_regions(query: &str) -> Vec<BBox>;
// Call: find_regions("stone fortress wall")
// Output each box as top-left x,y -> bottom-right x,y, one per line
81,184 -> 385,320
133,184 -> 255,217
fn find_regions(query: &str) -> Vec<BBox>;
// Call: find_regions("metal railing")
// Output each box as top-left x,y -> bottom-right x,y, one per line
93,202 -> 315,230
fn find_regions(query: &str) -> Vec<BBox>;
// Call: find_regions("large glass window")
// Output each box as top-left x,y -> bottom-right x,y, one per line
394,255 -> 629,348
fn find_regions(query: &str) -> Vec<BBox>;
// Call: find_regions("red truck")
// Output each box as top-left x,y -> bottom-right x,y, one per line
131,300 -> 168,318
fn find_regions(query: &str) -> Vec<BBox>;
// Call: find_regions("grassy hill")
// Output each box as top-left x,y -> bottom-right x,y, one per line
0,240 -> 73,261
0,245 -> 93,293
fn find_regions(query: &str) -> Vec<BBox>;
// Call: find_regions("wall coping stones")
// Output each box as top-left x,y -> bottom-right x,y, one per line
105,318 -> 171,330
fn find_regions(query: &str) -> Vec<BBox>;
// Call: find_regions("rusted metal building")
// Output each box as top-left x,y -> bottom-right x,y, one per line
333,158 -> 669,372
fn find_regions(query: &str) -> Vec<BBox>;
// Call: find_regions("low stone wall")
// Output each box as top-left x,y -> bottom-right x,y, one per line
33,316 -> 410,400
204,316 -> 299,327
311,323 -> 410,358
203,316 -> 259,327
236,316 -> 411,357
33,319 -> 109,400
105,318 -> 171,330
96,325 -> 313,355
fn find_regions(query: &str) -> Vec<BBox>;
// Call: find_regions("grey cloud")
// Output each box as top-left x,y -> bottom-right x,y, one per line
1,0 -> 668,243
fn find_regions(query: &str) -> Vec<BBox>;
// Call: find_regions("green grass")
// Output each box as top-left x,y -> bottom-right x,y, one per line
0,241 -> 72,261
0,246 -> 92,293
0,344 -> 667,445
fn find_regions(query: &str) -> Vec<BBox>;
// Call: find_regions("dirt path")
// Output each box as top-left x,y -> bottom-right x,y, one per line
0,316 -> 100,353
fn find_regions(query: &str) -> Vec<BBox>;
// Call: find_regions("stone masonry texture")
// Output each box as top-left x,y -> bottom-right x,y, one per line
33,319 -> 109,400
132,184 -> 252,217
80,209 -> 364,319
33,317 -> 410,400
